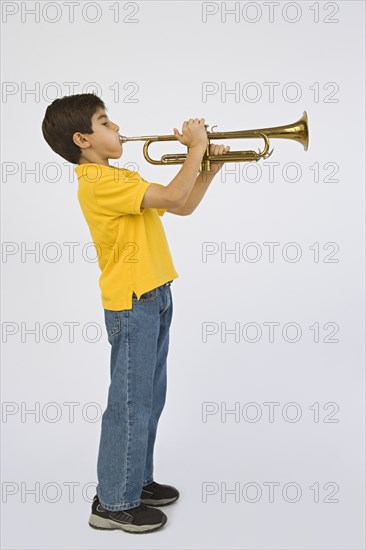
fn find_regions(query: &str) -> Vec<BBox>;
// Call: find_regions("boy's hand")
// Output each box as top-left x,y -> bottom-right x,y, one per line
173,118 -> 208,150
204,143 -> 231,174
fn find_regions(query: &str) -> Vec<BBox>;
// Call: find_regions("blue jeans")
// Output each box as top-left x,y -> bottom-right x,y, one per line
96,281 -> 173,511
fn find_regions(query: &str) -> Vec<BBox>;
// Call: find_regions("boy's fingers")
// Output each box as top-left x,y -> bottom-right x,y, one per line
174,128 -> 184,143
208,143 -> 231,157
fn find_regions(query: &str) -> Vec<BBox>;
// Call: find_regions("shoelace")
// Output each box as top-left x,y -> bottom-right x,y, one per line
130,503 -> 148,514
97,498 -> 149,516
113,503 -> 148,515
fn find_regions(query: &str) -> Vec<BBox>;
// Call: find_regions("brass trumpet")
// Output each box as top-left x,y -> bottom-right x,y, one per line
119,111 -> 309,172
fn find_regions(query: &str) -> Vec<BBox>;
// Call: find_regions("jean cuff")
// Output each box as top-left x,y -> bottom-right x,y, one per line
99,497 -> 141,511
143,477 -> 154,486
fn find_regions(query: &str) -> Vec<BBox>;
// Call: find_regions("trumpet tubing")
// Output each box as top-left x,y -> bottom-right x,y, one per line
119,111 -> 309,172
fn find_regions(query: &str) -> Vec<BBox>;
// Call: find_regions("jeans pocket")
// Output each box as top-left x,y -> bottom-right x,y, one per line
104,310 -> 121,342
132,288 -> 158,303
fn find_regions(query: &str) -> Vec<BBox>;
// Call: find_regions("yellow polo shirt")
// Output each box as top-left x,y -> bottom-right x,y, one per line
75,163 -> 179,310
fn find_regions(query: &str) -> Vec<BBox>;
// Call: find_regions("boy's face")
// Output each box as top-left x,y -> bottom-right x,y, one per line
75,107 -> 122,164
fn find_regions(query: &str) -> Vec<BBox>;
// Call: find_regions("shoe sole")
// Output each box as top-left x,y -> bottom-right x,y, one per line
140,496 -> 179,506
88,513 -> 167,534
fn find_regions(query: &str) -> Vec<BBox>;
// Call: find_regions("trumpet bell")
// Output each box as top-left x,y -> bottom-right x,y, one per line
265,110 -> 309,151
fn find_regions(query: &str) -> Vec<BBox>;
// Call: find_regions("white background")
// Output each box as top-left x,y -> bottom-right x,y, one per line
1,1 -> 365,549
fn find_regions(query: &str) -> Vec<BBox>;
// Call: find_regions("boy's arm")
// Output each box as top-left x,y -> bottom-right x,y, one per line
140,145 -> 206,210
140,118 -> 207,211
166,171 -> 216,215
140,121 -> 230,216
166,143 -> 231,216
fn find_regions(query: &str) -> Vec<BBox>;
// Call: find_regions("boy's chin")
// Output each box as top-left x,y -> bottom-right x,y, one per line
109,151 -> 123,160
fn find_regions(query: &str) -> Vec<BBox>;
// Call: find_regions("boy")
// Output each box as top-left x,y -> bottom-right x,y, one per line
41,93 -> 229,534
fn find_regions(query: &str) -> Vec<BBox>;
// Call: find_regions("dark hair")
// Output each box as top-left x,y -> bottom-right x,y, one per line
41,93 -> 106,164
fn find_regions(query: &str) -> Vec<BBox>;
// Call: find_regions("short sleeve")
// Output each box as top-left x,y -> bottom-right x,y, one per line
94,169 -> 151,216
142,182 -> 168,217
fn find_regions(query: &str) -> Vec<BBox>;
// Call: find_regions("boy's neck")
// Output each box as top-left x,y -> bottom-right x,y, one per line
79,161 -> 110,166
78,153 -> 110,166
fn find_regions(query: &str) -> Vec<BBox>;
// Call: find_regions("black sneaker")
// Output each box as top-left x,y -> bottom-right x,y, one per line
88,494 -> 167,534
140,481 -> 180,506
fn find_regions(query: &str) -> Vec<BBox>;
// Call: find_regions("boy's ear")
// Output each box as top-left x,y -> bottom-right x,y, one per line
73,132 -> 90,149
